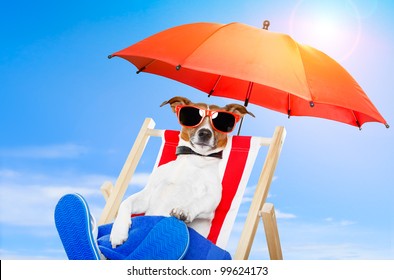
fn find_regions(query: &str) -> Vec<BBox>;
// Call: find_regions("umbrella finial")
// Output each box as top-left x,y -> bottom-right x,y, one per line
263,20 -> 270,30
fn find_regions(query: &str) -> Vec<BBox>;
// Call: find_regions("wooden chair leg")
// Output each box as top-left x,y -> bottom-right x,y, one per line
261,203 -> 283,260
234,126 -> 286,260
98,118 -> 156,225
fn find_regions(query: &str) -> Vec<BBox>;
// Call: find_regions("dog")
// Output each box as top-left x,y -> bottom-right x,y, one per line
110,96 -> 254,248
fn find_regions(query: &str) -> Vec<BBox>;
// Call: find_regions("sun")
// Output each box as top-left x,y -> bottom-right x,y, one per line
289,0 -> 361,62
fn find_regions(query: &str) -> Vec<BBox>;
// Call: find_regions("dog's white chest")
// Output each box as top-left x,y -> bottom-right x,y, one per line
145,155 -> 221,215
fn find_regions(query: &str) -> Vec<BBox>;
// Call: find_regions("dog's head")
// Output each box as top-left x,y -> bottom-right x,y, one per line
160,96 -> 254,155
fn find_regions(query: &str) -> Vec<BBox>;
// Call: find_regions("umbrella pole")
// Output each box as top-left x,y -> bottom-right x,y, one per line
237,81 -> 254,135
237,117 -> 245,136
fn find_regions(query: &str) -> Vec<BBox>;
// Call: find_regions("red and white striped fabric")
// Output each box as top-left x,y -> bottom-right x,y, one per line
153,130 -> 261,249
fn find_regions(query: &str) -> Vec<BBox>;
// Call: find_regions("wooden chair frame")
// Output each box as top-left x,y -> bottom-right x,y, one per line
98,118 -> 286,260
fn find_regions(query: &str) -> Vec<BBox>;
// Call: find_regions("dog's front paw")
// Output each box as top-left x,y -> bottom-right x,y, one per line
110,217 -> 131,248
170,208 -> 193,223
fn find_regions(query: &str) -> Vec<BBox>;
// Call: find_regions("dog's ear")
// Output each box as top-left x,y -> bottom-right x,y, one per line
224,104 -> 255,118
160,96 -> 192,113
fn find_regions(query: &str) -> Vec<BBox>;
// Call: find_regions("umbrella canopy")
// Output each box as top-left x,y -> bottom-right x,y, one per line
109,22 -> 388,129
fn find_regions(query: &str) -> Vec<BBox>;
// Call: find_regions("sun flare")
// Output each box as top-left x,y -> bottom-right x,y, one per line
289,0 -> 362,62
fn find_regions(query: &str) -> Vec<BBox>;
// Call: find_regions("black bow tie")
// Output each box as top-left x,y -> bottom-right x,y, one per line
176,146 -> 223,159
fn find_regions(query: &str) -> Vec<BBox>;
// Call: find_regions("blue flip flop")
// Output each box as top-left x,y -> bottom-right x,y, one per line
127,216 -> 189,260
55,193 -> 101,260
98,216 -> 189,260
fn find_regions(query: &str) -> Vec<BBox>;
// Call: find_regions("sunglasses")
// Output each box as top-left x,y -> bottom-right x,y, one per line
175,105 -> 241,133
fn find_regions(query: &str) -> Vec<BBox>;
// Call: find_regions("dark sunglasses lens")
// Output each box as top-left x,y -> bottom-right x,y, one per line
179,107 -> 202,127
212,112 -> 236,132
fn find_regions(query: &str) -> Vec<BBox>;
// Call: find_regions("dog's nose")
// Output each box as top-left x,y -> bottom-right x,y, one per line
198,128 -> 212,141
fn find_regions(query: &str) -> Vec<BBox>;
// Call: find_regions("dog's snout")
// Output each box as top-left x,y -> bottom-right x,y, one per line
198,128 -> 212,141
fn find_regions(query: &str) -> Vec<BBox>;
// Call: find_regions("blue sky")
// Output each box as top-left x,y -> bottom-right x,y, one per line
1,0 -> 393,260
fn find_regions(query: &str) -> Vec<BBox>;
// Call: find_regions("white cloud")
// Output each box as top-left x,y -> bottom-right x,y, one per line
226,217 -> 392,260
0,248 -> 66,260
0,184 -> 100,226
281,243 -> 391,260
272,220 -> 392,259
339,220 -> 357,226
275,209 -> 296,219
241,184 -> 272,204
0,144 -> 88,159
0,168 -> 151,227
0,169 -> 20,178
324,217 -> 357,226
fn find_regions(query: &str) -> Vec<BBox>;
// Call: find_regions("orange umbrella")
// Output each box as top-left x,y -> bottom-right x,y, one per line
109,21 -> 388,129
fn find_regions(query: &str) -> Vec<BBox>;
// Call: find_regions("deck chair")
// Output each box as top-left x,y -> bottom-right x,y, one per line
98,118 -> 286,260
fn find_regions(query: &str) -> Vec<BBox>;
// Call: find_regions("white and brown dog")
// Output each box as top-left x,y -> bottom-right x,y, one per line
110,96 -> 254,248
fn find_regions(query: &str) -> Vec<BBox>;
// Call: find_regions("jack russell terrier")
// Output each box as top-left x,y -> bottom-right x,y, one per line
110,96 -> 254,248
